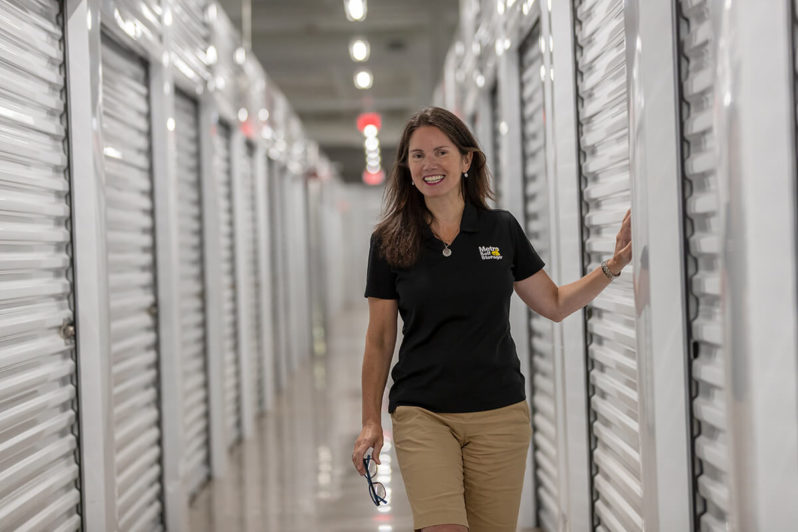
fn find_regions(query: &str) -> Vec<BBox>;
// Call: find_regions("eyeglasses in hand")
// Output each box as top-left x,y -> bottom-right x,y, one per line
362,454 -> 387,506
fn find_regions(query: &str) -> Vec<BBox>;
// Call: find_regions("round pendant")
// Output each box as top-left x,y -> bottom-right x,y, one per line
442,247 -> 452,257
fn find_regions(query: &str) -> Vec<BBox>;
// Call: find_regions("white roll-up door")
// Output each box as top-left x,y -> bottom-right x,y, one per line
101,36 -> 163,531
171,0 -> 210,82
267,160 -> 286,390
519,26 -> 558,532
174,89 -> 210,497
216,122 -> 241,447
678,3 -> 727,530
573,1 -> 642,530
241,144 -> 264,411
490,82 -> 503,204
0,2 -> 81,530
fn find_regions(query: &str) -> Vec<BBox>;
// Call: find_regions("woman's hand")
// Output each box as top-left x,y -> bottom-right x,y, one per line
352,422 -> 384,476
609,209 -> 632,273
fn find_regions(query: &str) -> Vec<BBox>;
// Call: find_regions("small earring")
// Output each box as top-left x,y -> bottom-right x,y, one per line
463,171 -> 469,178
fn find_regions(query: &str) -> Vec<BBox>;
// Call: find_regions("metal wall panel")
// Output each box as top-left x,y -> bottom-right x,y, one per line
519,25 -> 558,532
215,122 -> 241,446
676,2 -> 727,530
0,1 -> 81,529
101,35 -> 163,531
573,0 -> 642,530
241,144 -> 264,411
174,89 -> 210,498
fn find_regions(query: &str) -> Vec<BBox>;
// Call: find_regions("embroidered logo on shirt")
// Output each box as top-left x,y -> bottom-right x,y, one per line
479,246 -> 503,260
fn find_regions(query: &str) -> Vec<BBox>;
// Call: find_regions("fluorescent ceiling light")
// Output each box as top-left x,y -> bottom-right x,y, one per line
349,38 -> 370,62
344,0 -> 367,21
354,69 -> 373,89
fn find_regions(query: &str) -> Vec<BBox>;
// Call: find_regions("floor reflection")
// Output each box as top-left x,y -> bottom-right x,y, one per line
188,305 -> 413,532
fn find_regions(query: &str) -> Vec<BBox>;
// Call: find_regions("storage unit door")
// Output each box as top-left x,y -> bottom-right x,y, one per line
0,2 -> 81,530
174,89 -> 210,497
491,82 -> 503,204
101,36 -> 163,531
519,25 -> 558,532
241,144 -> 264,411
678,3 -> 728,530
573,1 -> 642,530
267,160 -> 285,390
215,122 -> 241,447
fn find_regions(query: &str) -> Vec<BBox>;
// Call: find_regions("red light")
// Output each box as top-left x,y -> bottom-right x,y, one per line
362,169 -> 385,186
240,120 -> 254,138
357,112 -> 382,133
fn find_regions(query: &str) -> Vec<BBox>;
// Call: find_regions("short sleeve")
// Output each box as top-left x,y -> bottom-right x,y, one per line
364,233 -> 399,299
509,214 -> 545,281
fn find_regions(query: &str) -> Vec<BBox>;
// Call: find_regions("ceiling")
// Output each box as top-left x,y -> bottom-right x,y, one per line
217,0 -> 460,183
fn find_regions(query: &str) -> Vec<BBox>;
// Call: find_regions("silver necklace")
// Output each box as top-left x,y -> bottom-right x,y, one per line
431,229 -> 453,257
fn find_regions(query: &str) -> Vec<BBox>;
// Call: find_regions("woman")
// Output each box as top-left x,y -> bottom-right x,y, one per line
351,107 -> 631,532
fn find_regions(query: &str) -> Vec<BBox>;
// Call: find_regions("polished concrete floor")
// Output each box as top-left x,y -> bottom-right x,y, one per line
188,305 -> 538,532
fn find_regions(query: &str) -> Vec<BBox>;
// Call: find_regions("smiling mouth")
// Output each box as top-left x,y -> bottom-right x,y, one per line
423,175 -> 445,185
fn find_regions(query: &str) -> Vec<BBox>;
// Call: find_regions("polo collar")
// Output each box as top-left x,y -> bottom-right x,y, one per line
423,201 -> 480,240
460,201 -> 479,233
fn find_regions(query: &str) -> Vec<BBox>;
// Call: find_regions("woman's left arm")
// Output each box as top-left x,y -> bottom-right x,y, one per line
514,209 -> 632,323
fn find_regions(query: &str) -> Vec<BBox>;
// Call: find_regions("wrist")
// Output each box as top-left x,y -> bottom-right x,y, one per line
607,257 -> 623,275
362,418 -> 382,428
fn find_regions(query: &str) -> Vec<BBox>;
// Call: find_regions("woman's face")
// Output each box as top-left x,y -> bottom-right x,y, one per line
407,126 -> 472,202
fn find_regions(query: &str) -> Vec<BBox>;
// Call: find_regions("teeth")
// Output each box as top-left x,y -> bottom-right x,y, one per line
423,175 -> 444,184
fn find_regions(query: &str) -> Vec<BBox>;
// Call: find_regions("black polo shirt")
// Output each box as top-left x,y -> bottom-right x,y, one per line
364,202 -> 545,413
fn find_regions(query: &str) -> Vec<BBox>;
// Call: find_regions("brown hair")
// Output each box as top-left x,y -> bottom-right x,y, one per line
374,107 -> 493,268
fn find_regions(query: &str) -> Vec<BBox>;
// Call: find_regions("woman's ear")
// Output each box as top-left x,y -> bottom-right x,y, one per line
463,151 -> 473,172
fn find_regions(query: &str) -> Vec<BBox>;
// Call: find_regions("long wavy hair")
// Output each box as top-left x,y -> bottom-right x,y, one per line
374,107 -> 493,268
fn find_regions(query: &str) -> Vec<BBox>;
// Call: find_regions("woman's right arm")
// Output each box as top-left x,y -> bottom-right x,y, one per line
351,297 -> 398,475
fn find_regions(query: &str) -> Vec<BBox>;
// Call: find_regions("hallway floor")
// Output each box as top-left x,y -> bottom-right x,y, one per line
188,305 -> 414,532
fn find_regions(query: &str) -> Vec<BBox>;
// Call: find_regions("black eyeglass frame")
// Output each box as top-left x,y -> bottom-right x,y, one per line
362,455 -> 388,506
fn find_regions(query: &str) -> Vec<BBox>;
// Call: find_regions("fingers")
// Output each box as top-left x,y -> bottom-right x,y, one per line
373,441 -> 383,465
352,443 -> 368,475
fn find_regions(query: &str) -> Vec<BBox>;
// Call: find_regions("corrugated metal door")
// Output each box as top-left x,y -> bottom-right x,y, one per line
677,3 -> 727,530
519,25 -> 558,532
171,0 -> 210,82
267,159 -> 285,390
241,144 -> 264,411
573,1 -> 642,530
491,82 -> 503,204
174,89 -> 210,497
101,36 -> 164,530
216,122 -> 241,447
0,2 -> 81,529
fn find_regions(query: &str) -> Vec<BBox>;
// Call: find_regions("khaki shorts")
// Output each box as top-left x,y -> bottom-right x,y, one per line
391,400 -> 532,532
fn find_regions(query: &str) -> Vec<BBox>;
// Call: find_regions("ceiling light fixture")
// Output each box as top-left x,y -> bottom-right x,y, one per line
344,0 -> 367,22
354,69 -> 373,89
350,38 -> 370,62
